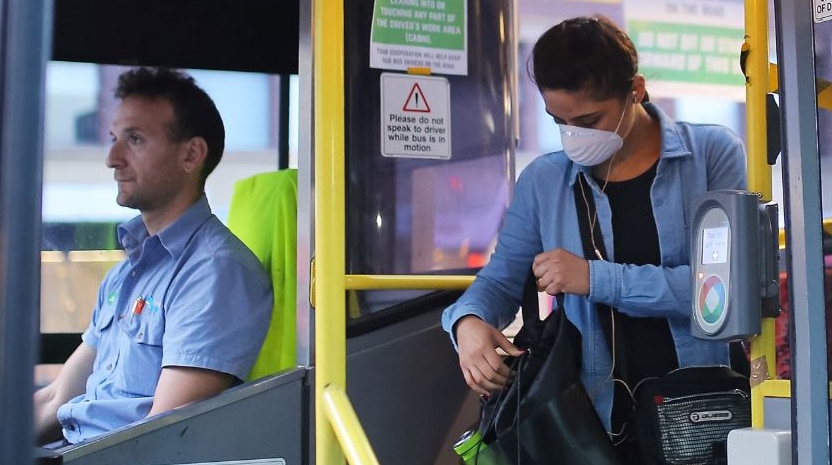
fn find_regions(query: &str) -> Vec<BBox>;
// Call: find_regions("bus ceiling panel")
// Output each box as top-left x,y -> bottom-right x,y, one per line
51,0 -> 299,74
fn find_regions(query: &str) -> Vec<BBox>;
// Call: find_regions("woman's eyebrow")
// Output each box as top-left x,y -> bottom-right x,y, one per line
546,110 -> 601,123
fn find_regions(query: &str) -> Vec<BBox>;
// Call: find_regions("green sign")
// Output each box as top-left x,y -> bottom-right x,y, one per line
628,20 -> 745,87
372,0 -> 465,49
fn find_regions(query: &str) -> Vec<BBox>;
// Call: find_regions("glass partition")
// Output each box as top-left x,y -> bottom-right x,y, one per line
343,0 -> 515,318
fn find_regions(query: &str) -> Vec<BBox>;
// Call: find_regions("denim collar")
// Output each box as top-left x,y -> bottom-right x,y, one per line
566,102 -> 692,187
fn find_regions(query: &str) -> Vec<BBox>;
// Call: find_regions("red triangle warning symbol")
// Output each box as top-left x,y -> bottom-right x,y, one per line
402,83 -> 431,113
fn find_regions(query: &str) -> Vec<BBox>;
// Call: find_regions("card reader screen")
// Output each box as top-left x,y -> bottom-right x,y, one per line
702,226 -> 729,264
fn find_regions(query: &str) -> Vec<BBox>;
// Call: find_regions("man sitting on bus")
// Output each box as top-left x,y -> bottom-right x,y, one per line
33,67 -> 273,446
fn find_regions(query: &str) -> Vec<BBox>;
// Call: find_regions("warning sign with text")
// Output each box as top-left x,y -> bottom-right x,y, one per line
370,0 -> 468,76
381,73 -> 451,159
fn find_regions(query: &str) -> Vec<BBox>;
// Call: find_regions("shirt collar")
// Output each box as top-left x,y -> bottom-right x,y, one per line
566,101 -> 692,187
117,194 -> 213,261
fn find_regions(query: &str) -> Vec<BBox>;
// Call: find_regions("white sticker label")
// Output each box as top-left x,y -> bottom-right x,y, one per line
702,226 -> 729,264
816,0 -> 832,23
380,73 -> 452,159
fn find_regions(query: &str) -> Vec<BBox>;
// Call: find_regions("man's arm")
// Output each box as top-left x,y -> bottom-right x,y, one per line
34,343 -> 96,444
146,366 -> 235,418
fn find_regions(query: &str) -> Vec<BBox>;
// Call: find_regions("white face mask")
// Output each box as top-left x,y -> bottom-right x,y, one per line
558,99 -> 628,167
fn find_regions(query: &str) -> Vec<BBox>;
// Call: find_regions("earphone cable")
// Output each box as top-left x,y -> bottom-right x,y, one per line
576,152 -> 639,442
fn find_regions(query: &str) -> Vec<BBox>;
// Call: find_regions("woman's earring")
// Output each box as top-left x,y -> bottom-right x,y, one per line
632,91 -> 639,103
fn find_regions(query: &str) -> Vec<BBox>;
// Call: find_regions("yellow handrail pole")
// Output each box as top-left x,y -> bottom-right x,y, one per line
345,274 -> 475,290
744,0 -> 775,428
744,0 -> 771,201
313,0 -> 347,462
310,273 -> 474,308
322,386 -> 382,465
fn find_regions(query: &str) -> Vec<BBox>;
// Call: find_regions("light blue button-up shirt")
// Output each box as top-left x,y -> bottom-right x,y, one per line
442,103 -> 747,430
57,195 -> 273,443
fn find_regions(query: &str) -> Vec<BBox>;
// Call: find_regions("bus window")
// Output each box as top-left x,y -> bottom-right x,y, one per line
38,62 -> 293,384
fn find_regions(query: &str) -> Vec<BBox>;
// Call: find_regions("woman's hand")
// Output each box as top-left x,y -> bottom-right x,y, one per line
454,315 -> 525,396
533,248 -> 590,296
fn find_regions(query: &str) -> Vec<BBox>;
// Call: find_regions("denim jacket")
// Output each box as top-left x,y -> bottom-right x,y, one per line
442,103 -> 747,430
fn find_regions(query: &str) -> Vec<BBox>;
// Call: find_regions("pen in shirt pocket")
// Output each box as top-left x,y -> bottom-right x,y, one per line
130,296 -> 145,322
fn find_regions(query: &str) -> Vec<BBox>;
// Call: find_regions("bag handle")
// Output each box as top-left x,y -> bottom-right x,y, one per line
573,173 -> 618,354
575,173 -> 609,259
520,268 -> 564,325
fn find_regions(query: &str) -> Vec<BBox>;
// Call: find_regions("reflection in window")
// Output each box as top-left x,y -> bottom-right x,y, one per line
411,156 -> 508,271
189,70 -> 271,150
45,62 -> 99,148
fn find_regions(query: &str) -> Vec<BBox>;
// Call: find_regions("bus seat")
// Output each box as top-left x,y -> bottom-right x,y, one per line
226,169 -> 298,380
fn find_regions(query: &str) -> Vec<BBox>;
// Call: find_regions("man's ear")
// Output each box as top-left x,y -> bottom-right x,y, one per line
182,137 -> 208,175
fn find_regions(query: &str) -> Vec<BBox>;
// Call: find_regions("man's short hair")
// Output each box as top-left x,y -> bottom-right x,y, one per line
115,67 -> 225,183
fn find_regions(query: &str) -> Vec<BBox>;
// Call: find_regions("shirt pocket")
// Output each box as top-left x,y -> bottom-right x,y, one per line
92,308 -> 115,337
115,309 -> 165,397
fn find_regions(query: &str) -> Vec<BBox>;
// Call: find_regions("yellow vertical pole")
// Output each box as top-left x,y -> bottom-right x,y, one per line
313,0 -> 347,462
744,0 -> 775,428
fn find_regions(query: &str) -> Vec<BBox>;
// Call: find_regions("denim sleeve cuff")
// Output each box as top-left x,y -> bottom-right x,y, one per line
588,259 -> 621,306
441,304 -> 490,351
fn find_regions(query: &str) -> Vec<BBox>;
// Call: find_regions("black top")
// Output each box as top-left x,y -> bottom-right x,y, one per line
597,162 -> 678,387
575,161 -> 678,436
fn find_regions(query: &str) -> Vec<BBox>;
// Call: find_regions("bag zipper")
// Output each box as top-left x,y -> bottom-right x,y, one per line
659,388 -> 749,405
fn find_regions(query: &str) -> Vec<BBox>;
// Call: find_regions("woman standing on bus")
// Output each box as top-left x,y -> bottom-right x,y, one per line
442,15 -> 746,462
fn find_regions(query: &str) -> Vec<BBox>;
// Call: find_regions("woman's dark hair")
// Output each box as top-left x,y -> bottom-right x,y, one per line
115,67 -> 225,185
530,16 -> 638,101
